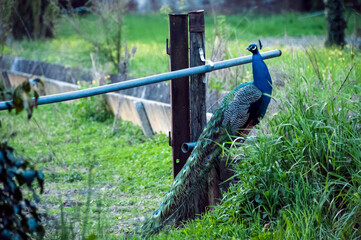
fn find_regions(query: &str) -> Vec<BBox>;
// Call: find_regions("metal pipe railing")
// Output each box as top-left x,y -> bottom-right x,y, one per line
181,142 -> 197,153
0,49 -> 281,111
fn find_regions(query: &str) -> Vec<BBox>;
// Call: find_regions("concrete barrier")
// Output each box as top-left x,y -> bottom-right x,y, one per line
0,55 -> 222,135
3,71 -> 172,134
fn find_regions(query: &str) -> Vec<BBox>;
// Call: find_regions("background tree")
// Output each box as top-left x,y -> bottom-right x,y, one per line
64,0 -> 136,75
0,0 -> 58,41
324,0 -> 347,47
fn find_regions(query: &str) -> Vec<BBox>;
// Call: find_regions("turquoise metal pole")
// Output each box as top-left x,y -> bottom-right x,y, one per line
0,49 -> 281,111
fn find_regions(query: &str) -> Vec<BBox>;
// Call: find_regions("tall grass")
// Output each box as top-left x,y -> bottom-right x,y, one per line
0,96 -> 173,239
156,46 -> 361,239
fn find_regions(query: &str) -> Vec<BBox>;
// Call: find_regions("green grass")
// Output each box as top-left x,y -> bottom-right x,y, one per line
154,47 -> 361,239
1,47 -> 360,239
0,96 -> 173,239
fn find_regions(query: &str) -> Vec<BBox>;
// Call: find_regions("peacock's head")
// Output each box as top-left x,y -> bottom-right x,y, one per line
246,44 -> 258,54
246,40 -> 263,54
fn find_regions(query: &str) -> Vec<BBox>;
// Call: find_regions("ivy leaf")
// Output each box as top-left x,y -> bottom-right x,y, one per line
0,152 -> 5,164
0,229 -> 13,240
37,171 -> 44,193
20,170 -> 37,187
13,90 -> 24,114
8,77 -> 43,119
21,81 -> 31,92
27,218 -> 38,232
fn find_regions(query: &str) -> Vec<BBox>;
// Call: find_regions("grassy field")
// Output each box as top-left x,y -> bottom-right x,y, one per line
1,11 -> 359,77
1,11 -> 361,239
0,97 -> 173,239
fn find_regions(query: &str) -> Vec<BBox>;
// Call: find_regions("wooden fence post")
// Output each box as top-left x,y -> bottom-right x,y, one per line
167,14 -> 191,179
189,10 -> 221,210
189,10 -> 207,141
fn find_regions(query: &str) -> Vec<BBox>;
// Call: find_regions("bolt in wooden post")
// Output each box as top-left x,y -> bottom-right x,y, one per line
167,14 -> 191,179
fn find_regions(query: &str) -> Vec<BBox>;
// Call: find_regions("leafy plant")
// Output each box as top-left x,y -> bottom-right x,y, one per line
6,78 -> 44,119
0,142 -> 45,239
73,81 -> 112,123
0,77 -> 45,239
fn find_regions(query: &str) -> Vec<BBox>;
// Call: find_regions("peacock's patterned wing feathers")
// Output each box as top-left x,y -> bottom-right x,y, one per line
140,82 -> 263,236
222,84 -> 262,134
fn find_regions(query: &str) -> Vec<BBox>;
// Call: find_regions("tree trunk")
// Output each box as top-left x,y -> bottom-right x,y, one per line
324,0 -> 347,47
10,0 -> 56,40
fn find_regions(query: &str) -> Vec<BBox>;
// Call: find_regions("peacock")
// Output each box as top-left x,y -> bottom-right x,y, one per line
140,41 -> 274,236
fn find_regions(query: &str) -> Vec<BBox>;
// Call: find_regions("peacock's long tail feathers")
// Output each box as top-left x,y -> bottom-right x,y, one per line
140,100 -> 240,236
140,83 -> 266,236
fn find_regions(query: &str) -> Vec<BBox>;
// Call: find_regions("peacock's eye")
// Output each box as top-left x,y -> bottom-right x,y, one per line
153,210 -> 160,217
252,46 -> 256,51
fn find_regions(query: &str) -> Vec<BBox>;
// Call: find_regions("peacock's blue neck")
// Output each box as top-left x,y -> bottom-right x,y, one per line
252,52 -> 272,95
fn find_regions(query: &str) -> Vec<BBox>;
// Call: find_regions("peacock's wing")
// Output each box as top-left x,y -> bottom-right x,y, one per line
221,83 -> 262,134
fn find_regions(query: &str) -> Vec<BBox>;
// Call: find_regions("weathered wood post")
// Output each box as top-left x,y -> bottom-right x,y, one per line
189,10 -> 221,212
189,10 -> 207,141
167,14 -> 191,178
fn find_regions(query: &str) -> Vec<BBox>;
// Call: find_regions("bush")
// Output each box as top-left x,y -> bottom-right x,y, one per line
72,95 -> 113,123
0,142 -> 45,239
0,77 -> 45,239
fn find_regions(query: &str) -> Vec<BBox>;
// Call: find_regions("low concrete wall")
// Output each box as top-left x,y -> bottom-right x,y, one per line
3,71 -> 172,134
1,55 -> 222,135
0,55 -> 228,111
0,55 -> 170,103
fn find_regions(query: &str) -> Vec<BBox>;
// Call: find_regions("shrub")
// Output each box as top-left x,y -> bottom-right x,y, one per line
0,77 -> 45,239
0,142 -> 45,239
